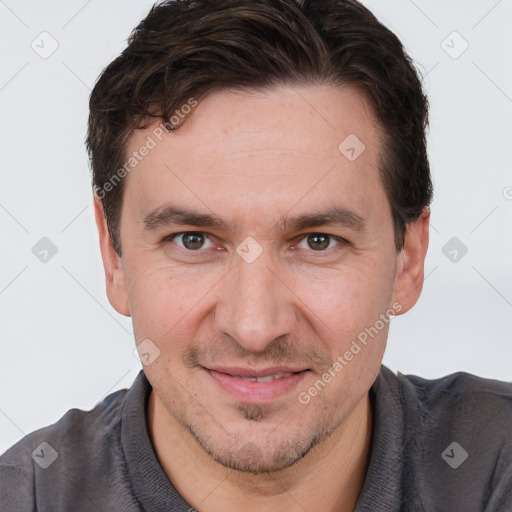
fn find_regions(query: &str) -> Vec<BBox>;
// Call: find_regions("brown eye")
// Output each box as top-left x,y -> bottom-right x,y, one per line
173,232 -> 213,251
182,232 -> 205,250
306,233 -> 331,250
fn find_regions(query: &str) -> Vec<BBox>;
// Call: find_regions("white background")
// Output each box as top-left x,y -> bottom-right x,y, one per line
1,0 -> 511,454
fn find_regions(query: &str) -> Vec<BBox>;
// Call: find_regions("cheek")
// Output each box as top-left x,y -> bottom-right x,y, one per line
291,260 -> 395,342
124,243 -> 396,357
124,257 -> 219,343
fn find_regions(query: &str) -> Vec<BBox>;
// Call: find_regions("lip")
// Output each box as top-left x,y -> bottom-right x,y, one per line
204,366 -> 310,404
206,366 -> 308,378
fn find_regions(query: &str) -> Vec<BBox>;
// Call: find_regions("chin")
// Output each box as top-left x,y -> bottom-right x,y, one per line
186,414 -> 333,474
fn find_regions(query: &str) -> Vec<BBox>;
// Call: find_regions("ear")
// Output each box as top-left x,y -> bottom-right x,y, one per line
93,195 -> 131,317
391,207 -> 430,315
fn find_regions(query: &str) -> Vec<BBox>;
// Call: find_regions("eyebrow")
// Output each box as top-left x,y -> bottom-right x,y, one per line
142,204 -> 366,234
143,206 -> 230,231
276,206 -> 366,233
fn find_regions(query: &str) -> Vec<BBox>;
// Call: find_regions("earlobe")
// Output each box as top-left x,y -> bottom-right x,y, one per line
391,207 -> 430,315
93,195 -> 131,317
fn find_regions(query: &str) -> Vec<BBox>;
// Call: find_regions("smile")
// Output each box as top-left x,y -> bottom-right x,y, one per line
203,366 -> 310,404
234,372 -> 295,382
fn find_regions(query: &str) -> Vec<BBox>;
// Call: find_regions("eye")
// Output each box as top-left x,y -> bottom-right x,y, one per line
167,232 -> 214,251
297,233 -> 343,251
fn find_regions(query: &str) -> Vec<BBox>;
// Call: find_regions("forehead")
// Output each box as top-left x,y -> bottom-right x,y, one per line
122,84 -> 389,232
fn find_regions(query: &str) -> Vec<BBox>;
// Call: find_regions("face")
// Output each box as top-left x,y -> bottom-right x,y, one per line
97,84 -> 426,474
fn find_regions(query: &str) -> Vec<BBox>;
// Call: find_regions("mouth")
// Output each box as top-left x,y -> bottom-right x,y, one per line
202,366 -> 310,404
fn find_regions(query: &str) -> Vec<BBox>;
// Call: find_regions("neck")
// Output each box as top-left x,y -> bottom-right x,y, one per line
147,392 -> 372,512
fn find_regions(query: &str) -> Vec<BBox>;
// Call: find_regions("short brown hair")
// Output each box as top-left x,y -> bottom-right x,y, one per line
86,0 -> 432,255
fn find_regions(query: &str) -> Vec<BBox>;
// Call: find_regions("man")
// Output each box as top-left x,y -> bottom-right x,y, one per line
1,0 -> 511,510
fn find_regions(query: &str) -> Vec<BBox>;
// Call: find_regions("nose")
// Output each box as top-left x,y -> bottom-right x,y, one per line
214,249 -> 296,354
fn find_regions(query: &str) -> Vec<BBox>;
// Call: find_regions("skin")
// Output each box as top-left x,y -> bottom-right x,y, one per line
95,84 -> 430,511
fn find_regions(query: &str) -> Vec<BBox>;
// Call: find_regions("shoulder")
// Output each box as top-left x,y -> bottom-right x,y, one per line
391,367 -> 512,425
375,366 -> 512,510
0,386 -> 129,511
1,385 -> 128,463
380,366 -> 512,448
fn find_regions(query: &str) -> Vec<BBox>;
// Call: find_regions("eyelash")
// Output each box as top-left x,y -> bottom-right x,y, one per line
160,232 -> 349,255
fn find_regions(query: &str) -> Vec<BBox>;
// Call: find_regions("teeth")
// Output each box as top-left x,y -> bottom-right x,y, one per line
239,372 -> 294,382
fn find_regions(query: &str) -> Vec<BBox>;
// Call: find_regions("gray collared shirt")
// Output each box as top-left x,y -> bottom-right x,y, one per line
1,366 -> 511,511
